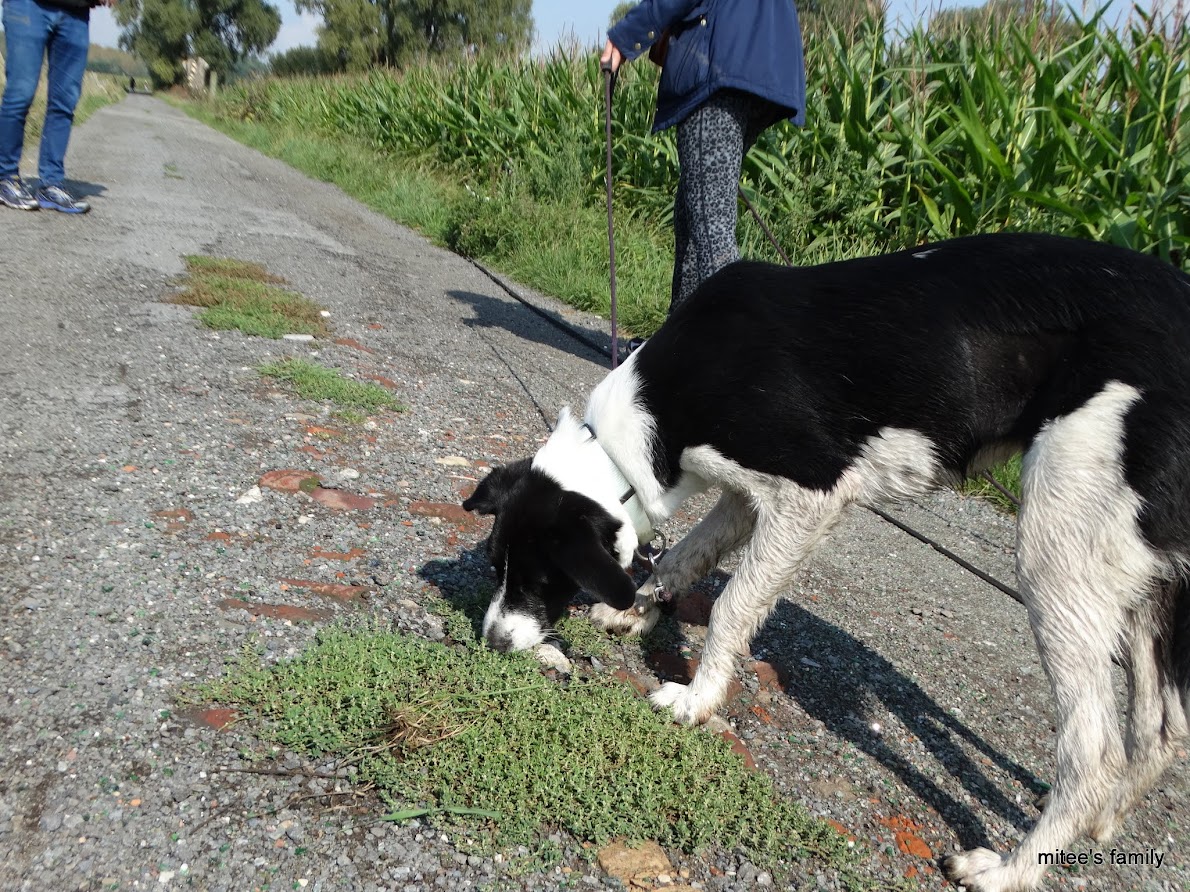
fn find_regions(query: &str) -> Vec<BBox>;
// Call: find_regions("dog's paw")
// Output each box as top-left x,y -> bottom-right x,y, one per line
1088,804 -> 1124,844
943,848 -> 1023,892
589,598 -> 659,636
532,642 -> 572,674
649,682 -> 716,725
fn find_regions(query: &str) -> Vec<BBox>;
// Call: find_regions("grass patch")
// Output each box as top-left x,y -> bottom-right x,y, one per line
196,621 -> 860,881
961,456 -> 1023,514
259,357 -> 403,413
172,255 -> 328,339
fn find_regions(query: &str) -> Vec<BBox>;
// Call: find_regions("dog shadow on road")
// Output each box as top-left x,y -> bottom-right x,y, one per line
418,548 -> 496,641
755,599 -> 1049,848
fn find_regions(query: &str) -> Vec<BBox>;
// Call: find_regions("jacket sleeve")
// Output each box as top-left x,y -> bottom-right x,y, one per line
607,0 -> 705,63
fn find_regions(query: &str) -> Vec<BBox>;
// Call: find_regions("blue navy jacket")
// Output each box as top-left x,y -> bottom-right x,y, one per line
608,0 -> 806,132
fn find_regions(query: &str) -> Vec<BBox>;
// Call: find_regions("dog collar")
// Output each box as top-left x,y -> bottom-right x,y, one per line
581,422 -> 654,544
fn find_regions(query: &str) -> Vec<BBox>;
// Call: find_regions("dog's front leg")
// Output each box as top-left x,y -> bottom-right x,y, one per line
588,580 -> 663,636
652,485 -> 848,724
591,490 -> 757,638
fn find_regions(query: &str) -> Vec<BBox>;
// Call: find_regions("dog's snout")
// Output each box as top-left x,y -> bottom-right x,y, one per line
486,630 -> 514,653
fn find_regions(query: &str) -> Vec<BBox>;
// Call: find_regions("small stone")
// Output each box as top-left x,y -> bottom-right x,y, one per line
533,643 -> 571,674
283,334 -> 315,342
236,486 -> 264,505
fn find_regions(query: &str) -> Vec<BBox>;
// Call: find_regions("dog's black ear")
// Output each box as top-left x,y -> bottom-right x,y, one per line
463,459 -> 532,516
553,517 -> 636,611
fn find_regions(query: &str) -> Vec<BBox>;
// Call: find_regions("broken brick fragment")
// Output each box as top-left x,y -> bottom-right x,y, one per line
259,470 -> 321,493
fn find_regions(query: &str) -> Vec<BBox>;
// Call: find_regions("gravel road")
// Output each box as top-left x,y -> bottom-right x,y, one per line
0,95 -> 1185,892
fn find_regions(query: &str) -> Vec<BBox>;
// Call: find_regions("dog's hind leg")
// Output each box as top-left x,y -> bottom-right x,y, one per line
946,382 -> 1157,892
590,488 -> 757,637
651,479 -> 849,725
1091,594 -> 1189,841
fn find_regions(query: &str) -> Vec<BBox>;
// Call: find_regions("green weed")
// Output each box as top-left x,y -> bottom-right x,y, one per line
172,256 -> 329,339
962,456 -> 1023,513
259,357 -> 404,413
196,622 -> 859,878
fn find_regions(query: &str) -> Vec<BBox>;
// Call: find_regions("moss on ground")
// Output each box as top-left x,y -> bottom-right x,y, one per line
171,255 -> 329,339
259,357 -> 403,414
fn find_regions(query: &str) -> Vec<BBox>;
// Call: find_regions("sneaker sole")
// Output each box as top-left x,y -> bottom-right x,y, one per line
37,200 -> 89,214
1,199 -> 39,210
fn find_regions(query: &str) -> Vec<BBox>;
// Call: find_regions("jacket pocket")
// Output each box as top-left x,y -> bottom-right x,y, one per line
659,4 -> 712,101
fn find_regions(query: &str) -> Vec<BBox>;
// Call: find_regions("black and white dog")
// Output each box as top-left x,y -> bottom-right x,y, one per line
462,232 -> 1190,891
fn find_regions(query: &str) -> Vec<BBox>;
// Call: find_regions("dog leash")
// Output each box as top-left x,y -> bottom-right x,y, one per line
602,59 -> 620,369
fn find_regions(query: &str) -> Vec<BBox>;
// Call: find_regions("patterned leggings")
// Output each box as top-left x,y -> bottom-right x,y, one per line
671,89 -> 786,312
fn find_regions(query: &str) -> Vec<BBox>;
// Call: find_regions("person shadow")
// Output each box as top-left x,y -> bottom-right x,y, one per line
447,288 -> 613,365
417,547 -> 1046,850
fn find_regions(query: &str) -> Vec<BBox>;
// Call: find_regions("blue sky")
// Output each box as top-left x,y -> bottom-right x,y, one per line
88,0 -> 1141,55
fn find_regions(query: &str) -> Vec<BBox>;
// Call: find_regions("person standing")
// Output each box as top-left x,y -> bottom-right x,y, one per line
0,0 -> 116,213
603,0 -> 805,314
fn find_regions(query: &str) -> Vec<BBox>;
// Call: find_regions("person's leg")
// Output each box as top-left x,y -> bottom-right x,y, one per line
38,3 -> 89,188
670,92 -> 791,312
0,0 -> 50,183
671,92 -> 750,312
670,169 -> 692,310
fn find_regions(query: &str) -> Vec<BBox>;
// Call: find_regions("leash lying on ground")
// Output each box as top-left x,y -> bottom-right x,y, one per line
600,62 -> 1023,604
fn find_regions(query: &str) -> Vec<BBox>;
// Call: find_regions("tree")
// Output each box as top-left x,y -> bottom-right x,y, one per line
116,0 -> 197,88
115,0 -> 281,88
270,45 -> 344,77
296,0 -> 533,70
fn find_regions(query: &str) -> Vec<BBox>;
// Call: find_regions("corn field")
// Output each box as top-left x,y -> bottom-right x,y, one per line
218,6 -> 1190,266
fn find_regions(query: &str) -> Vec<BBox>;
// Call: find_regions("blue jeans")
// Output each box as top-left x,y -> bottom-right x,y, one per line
0,0 -> 90,185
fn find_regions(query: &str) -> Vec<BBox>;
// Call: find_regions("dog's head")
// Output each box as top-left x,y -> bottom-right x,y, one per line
462,458 -> 637,652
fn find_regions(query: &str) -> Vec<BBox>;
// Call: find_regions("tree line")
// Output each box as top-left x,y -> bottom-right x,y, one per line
114,0 -> 534,88
104,0 -> 1075,89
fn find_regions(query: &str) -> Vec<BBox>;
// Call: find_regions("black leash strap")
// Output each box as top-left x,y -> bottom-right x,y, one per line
738,185 -> 793,266
602,60 -> 620,369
